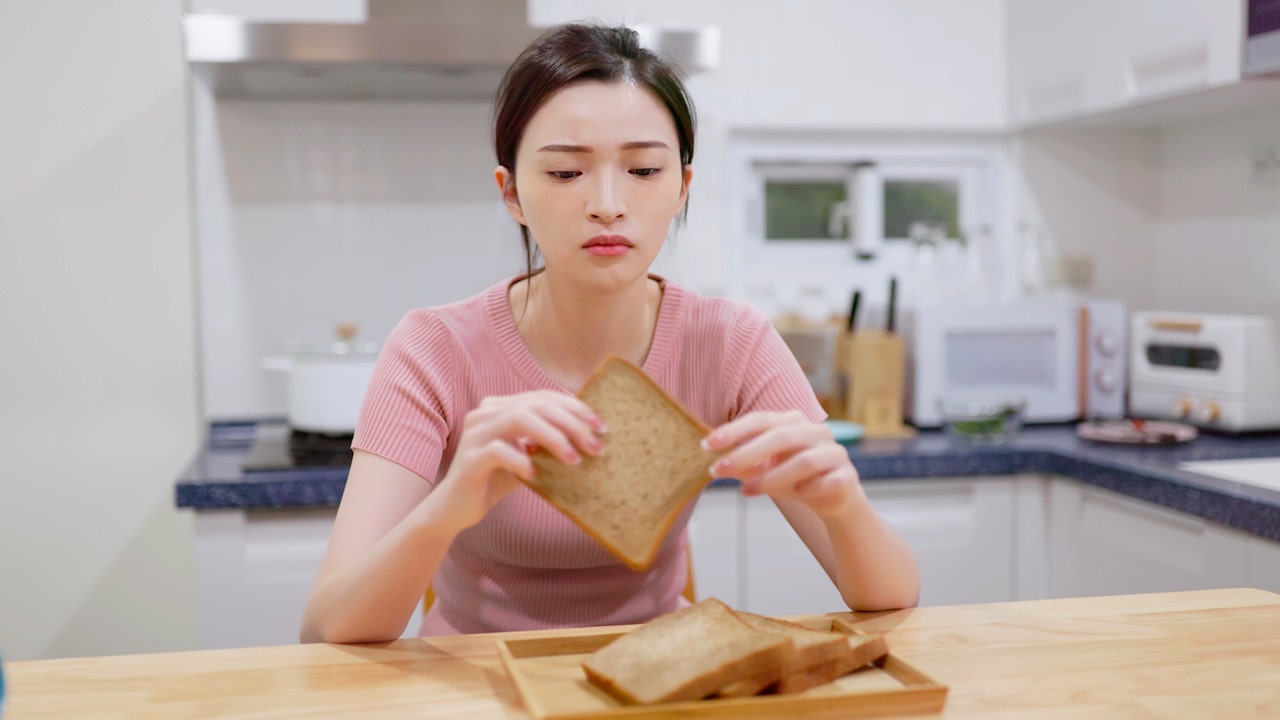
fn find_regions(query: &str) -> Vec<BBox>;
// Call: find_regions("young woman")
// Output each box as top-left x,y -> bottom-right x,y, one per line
300,23 -> 919,644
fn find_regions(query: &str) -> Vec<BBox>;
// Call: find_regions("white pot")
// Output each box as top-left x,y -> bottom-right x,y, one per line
263,332 -> 380,435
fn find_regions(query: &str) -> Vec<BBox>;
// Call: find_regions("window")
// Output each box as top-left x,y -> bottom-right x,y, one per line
884,180 -> 959,239
751,159 -> 975,249
755,164 -> 854,241
724,135 -> 1006,311
764,180 -> 846,240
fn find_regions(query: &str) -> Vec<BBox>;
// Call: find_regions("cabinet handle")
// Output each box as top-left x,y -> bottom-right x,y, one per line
1147,319 -> 1203,333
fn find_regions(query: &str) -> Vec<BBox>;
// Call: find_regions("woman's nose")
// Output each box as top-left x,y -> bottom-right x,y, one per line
587,174 -> 625,223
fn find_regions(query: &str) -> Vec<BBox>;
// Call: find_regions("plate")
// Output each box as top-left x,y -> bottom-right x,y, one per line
496,617 -> 947,720
1076,419 -> 1198,445
824,420 -> 865,444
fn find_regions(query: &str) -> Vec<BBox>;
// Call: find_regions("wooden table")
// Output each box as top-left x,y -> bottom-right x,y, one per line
7,588 -> 1280,718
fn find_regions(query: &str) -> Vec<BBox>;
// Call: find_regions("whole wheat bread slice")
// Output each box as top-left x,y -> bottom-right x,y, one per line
582,598 -> 796,705
525,356 -> 720,570
715,612 -> 870,698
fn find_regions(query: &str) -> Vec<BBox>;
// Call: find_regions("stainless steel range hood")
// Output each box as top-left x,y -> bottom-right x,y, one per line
184,0 -> 720,101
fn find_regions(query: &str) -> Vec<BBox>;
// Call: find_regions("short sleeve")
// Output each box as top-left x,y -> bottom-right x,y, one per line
351,310 -> 457,485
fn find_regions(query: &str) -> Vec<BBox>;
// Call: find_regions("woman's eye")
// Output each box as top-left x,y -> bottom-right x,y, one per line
631,168 -> 661,177
548,171 -> 580,180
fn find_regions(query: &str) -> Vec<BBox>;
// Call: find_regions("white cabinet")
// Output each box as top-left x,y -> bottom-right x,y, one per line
739,493 -> 847,617
687,488 -> 744,608
861,477 -> 1017,608
193,508 -> 424,650
1244,533 -> 1280,596
1046,479 -> 1254,599
1008,0 -> 1245,127
194,509 -> 333,649
690,477 -> 1021,617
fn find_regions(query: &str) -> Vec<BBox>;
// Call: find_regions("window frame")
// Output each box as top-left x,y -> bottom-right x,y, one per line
724,134 -> 1008,304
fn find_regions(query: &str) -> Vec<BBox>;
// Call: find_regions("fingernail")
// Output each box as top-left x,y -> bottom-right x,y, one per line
568,451 -> 582,465
709,458 -> 730,476
699,438 -> 710,451
593,418 -> 608,433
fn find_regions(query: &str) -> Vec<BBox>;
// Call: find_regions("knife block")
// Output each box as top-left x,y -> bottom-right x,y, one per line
839,330 -> 916,438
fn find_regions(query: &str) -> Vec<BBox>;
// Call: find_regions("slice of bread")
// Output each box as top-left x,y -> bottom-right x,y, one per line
771,632 -> 889,694
582,598 -> 796,705
526,356 -> 720,571
715,612 -> 872,698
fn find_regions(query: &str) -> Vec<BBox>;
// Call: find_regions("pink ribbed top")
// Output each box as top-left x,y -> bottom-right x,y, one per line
352,275 -> 823,636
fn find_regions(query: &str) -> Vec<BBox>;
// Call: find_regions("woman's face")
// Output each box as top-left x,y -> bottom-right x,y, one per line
497,80 -> 691,292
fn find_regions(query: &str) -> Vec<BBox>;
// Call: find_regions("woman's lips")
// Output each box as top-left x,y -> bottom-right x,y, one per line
583,235 -> 633,257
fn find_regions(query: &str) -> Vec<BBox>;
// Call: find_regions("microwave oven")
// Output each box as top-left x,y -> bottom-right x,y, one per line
907,297 -> 1127,427
1129,312 -> 1280,432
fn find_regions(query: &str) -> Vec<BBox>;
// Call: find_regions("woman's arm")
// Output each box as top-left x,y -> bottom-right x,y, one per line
299,451 -> 461,644
301,391 -> 606,644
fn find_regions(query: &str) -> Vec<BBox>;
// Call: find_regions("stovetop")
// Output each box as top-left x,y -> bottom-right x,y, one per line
241,425 -> 354,472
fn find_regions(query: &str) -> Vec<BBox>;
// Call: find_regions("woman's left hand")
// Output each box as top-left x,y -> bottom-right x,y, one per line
702,411 -> 863,518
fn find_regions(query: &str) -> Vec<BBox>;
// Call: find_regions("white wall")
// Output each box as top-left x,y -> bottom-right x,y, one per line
0,0 -> 201,660
1009,126 -> 1161,309
1155,109 -> 1280,320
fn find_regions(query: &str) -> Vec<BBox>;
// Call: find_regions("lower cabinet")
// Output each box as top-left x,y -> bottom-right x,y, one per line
689,474 -> 1280,619
194,509 -> 333,650
861,477 -> 1018,608
192,475 -> 1280,648
689,476 -> 1024,616
192,508 -> 422,650
1047,479 -> 1280,599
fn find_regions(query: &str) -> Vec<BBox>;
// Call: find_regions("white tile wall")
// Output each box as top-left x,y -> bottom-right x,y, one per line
194,97 -> 527,420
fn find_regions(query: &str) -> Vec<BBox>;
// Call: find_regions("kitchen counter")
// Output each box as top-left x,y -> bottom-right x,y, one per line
7,588 -> 1280,718
176,422 -> 1280,541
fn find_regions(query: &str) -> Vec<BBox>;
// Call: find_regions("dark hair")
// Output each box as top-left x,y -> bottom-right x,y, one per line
493,23 -> 697,277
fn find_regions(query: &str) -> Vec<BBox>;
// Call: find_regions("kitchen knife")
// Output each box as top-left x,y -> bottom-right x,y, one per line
847,290 -> 861,333
886,277 -> 897,334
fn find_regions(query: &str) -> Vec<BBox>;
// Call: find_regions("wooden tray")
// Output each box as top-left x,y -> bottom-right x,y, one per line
496,616 -> 947,720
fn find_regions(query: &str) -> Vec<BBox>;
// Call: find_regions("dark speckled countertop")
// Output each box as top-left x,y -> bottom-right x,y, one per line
176,422 -> 1280,542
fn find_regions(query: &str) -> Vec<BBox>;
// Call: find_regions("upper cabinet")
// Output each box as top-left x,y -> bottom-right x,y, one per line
1008,0 -> 1256,128
717,2 -> 1007,131
531,0 -> 1008,131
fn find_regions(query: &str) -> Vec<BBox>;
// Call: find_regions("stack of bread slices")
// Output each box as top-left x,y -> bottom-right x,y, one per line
582,598 -> 889,705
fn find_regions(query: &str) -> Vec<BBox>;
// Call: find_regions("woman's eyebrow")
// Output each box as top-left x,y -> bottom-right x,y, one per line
536,140 -> 671,153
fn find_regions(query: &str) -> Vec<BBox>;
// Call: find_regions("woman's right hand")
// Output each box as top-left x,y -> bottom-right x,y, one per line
430,390 -> 606,532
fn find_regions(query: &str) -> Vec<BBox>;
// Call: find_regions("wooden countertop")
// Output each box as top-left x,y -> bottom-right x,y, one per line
8,588 -> 1280,718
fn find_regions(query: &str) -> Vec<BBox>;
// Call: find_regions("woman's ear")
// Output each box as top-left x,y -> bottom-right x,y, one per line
676,164 -> 693,216
495,166 -> 526,225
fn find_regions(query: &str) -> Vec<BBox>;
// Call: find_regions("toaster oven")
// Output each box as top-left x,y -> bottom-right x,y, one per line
1129,312 -> 1280,432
